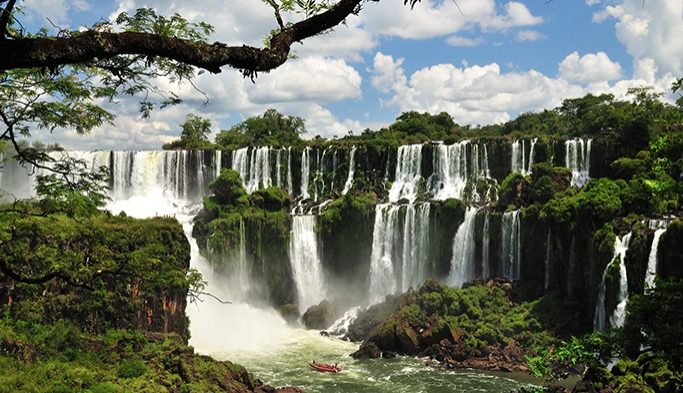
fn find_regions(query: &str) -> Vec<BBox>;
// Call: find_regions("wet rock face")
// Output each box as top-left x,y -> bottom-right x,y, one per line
302,300 -> 335,330
351,341 -> 382,359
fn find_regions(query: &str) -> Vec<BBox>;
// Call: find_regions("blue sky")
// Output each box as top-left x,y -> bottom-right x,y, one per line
19,0 -> 683,150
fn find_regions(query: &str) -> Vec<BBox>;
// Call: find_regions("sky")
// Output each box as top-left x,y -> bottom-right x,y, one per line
18,0 -> 683,150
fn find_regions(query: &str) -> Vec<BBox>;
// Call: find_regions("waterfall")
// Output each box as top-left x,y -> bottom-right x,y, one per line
231,147 -> 272,194
645,220 -> 668,289
449,206 -> 479,288
431,141 -> 468,200
312,148 -> 327,201
368,203 -> 431,304
593,232 -> 632,332
511,140 -> 526,175
300,147 -> 311,200
401,203 -> 431,291
275,147 -> 293,194
566,139 -> 592,187
369,204 -> 400,304
289,215 -> 326,311
482,212 -> 490,280
528,138 -> 537,174
342,146 -> 356,195
389,144 -> 423,203
511,139 -> 536,176
501,210 -> 521,281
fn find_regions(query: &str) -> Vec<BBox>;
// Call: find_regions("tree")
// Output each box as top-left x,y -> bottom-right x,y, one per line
163,114 -> 215,149
215,108 -> 305,146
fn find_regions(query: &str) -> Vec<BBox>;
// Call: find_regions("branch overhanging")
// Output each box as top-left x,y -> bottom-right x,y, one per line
0,0 -> 372,76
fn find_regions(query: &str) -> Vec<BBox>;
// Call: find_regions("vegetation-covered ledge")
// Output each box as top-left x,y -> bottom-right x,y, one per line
0,212 -> 304,392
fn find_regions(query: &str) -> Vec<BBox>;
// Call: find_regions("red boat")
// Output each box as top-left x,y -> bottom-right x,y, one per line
309,361 -> 343,373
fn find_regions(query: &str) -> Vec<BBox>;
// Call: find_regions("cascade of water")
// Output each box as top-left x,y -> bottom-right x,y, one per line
312,148 -> 328,201
276,149 -> 283,190
566,139 -> 592,187
289,215 -> 326,311
301,147 -> 311,200
327,306 -> 361,335
431,141 -> 469,200
482,212 -> 490,279
389,144 -> 423,203
594,232 -> 633,332
231,147 -> 272,193
645,220 -> 668,289
400,203 -> 431,291
511,140 -> 525,175
501,210 -> 521,280
545,231 -> 552,289
528,138 -> 538,174
342,146 -> 356,195
274,147 -> 293,194
369,204 -> 400,305
449,206 -> 479,288
368,203 -> 432,305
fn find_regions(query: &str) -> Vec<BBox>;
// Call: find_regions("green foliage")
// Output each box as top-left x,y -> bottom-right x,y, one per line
117,360 -> 147,378
163,113 -> 216,149
116,8 -> 214,42
215,108 -> 305,147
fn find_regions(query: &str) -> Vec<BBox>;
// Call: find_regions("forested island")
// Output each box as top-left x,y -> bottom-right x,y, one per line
3,86 -> 681,392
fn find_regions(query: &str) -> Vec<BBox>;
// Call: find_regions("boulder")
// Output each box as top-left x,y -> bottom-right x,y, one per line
351,341 -> 382,359
303,300 -> 335,330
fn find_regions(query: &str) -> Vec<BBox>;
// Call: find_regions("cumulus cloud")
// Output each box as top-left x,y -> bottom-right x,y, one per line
558,52 -> 623,84
368,51 -> 672,128
446,36 -> 485,47
515,30 -> 545,42
360,0 -> 542,40
592,0 -> 683,79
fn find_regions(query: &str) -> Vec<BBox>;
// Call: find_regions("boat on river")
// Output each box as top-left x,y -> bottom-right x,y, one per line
309,361 -> 342,373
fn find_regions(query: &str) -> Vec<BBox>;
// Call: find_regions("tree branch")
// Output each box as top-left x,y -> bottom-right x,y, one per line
0,0 -> 16,40
0,0 -> 367,76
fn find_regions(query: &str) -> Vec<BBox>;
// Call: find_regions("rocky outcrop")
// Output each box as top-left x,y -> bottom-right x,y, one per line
348,278 -> 558,372
303,300 -> 335,330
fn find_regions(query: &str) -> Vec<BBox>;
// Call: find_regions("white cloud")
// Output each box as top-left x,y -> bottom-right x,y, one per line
360,0 -> 542,40
593,0 -> 683,79
247,57 -> 362,104
368,51 -> 673,128
23,0 -> 91,26
446,36 -> 485,47
515,30 -> 545,42
558,51 -> 623,84
585,0 -> 601,5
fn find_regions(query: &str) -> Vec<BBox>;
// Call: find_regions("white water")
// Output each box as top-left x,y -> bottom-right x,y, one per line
389,145 -> 423,203
342,146 -> 356,195
511,139 -> 537,176
368,203 -> 431,304
275,147 -> 293,194
432,141 -> 469,200
368,204 -> 400,304
645,220 -> 668,289
593,232 -> 632,332
565,139 -> 592,187
301,146 -> 311,200
501,210 -> 521,281
289,215 -> 327,311
449,206 -> 479,288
